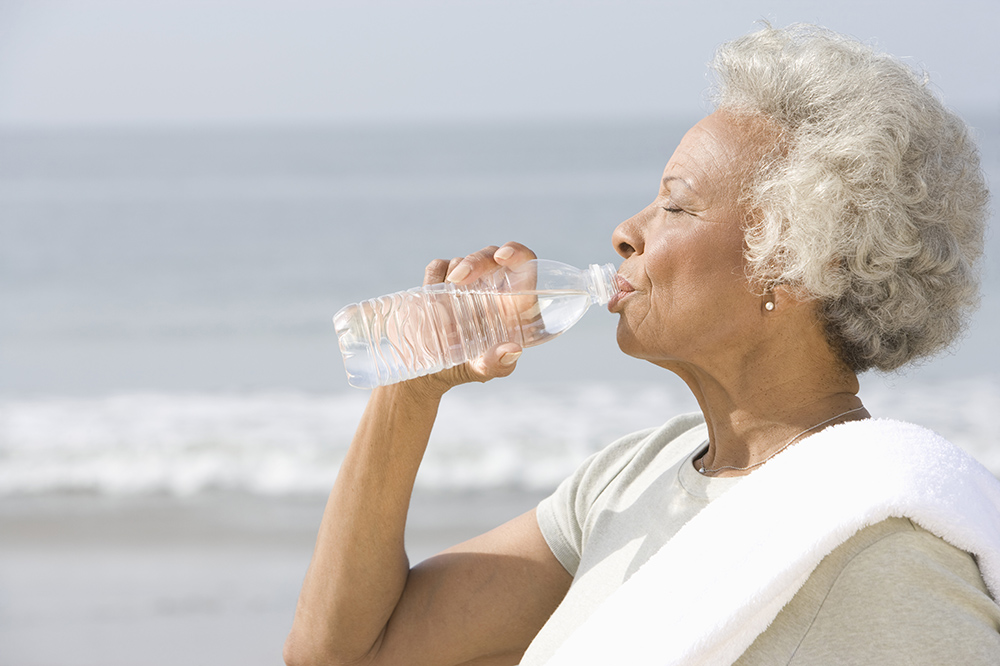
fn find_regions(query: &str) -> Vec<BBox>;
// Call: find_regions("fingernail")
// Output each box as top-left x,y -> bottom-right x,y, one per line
447,263 -> 471,283
499,351 -> 522,366
494,246 -> 514,261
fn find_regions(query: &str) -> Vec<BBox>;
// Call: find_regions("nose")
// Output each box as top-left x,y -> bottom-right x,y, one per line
613,207 -> 647,258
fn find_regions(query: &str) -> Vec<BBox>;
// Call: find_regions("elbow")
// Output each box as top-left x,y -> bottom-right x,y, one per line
283,631 -> 377,666
283,632 -> 332,666
282,632 -> 311,666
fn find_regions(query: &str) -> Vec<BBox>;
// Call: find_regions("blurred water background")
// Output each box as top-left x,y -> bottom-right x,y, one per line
1,114 -> 999,498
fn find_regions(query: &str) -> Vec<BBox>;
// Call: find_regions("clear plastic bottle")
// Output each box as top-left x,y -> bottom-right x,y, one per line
334,260 -> 618,389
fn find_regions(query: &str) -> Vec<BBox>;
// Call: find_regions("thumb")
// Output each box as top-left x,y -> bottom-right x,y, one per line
468,343 -> 523,381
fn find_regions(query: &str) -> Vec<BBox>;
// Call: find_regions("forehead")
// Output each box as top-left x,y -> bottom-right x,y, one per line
661,111 -> 776,193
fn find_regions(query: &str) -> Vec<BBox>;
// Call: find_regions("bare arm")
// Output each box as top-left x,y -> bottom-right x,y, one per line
284,245 -> 573,666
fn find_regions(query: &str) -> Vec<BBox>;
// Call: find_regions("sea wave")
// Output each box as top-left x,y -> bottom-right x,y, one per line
0,377 -> 997,496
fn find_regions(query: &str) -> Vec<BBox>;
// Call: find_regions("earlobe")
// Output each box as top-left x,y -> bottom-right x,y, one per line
763,291 -> 776,312
762,283 -> 814,315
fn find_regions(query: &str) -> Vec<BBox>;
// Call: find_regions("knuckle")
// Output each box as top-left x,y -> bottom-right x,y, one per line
424,259 -> 448,284
470,246 -> 499,263
512,242 -> 537,259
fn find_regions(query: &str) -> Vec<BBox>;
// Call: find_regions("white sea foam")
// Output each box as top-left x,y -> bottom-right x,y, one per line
0,383 -> 694,496
1,377 -> 997,496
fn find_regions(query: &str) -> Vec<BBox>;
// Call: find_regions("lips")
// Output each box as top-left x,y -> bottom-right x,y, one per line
608,274 -> 635,312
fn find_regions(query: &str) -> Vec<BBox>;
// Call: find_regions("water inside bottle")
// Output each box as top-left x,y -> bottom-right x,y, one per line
336,287 -> 593,388
511,289 -> 593,341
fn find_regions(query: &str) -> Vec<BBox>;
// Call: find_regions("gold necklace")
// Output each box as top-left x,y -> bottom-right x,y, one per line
698,406 -> 867,476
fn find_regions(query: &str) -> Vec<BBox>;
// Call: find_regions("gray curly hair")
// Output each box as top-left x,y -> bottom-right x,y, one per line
710,24 -> 989,372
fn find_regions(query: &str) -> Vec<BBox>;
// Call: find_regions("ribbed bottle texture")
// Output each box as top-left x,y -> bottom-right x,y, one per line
334,260 -> 618,389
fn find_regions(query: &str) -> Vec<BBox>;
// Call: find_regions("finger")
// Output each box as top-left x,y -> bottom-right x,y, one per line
424,259 -> 450,286
493,242 -> 537,269
441,256 -> 466,284
446,245 -> 500,285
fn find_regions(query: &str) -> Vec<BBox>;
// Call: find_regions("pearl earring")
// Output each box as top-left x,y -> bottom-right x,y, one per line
764,300 -> 775,311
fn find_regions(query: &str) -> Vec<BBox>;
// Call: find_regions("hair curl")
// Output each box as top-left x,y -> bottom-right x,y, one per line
709,24 -> 989,372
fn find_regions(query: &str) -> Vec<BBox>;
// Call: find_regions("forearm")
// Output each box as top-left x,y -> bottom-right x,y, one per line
286,244 -> 538,665
286,380 -> 445,665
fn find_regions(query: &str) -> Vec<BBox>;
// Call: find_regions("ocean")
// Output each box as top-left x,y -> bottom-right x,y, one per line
2,115 -> 999,497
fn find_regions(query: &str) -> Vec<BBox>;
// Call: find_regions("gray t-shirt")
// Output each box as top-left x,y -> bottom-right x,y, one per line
522,413 -> 1000,665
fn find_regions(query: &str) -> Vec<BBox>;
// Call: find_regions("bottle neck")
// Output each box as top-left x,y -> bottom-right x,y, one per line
586,263 -> 619,305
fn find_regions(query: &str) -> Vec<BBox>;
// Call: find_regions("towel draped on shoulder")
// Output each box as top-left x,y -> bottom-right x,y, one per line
544,419 -> 1000,666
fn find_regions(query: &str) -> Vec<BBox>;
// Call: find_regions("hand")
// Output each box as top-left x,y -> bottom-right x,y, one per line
411,243 -> 537,394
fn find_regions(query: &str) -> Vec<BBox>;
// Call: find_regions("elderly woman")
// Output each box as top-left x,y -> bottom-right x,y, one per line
285,24 -> 1000,666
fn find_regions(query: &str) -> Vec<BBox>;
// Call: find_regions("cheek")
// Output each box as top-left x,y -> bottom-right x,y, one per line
647,235 -> 753,328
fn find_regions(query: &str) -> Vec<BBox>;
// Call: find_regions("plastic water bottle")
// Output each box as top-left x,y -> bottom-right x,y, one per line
333,259 -> 619,389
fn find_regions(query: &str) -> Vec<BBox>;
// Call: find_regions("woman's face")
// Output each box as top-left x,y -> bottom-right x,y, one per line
610,110 -> 776,371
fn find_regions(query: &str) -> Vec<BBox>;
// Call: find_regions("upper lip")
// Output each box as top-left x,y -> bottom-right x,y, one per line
614,274 -> 635,294
608,273 -> 635,311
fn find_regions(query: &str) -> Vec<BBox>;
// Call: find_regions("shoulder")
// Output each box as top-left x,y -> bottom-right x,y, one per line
551,412 -> 706,519
570,413 -> 706,495
816,518 -> 996,618
741,518 -> 1000,665
535,413 -> 706,574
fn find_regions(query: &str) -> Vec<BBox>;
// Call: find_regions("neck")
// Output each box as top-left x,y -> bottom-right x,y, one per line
672,351 -> 867,478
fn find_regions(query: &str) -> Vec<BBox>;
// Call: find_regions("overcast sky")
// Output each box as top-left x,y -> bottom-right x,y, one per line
0,0 -> 996,127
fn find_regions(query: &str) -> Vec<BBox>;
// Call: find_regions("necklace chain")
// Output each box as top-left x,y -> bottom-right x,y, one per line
698,406 -> 867,476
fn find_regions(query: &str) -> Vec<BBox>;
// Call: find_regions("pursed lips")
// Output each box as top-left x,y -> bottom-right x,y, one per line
608,274 -> 636,312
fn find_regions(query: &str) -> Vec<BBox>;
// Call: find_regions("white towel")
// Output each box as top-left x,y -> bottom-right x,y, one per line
545,418 -> 1000,666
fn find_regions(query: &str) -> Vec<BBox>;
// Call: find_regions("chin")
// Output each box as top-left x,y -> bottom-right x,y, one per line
615,319 -> 637,354
615,322 -> 654,361
615,321 -> 687,369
